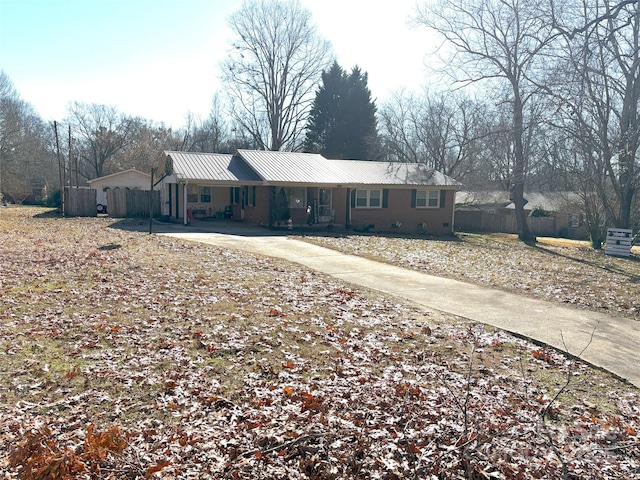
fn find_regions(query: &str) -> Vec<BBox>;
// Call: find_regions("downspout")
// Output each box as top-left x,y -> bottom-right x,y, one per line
451,189 -> 456,234
183,180 -> 189,225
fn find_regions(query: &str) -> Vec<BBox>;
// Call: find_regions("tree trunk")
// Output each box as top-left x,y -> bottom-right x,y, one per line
512,87 -> 534,243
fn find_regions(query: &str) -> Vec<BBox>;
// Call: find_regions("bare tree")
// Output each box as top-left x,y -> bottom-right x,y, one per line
119,118 -> 182,173
221,0 -> 332,151
0,71 -> 55,204
550,0 -> 640,230
67,102 -> 134,179
181,94 -> 232,153
378,89 -> 487,185
415,0 -> 557,242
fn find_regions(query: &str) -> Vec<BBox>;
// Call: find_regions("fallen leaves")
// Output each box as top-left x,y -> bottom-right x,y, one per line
1,208 -> 639,479
303,232 -> 640,319
9,424 -> 128,479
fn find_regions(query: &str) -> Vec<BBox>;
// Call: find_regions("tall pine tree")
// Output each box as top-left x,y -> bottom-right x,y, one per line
304,61 -> 379,159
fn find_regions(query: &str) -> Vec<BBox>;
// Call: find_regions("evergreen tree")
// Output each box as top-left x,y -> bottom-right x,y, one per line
304,61 -> 379,159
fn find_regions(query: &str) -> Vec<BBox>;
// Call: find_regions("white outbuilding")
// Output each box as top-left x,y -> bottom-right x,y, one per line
87,169 -> 156,213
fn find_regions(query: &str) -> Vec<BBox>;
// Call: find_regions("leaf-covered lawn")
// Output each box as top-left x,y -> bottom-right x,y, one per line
302,232 -> 640,320
1,207 -> 639,479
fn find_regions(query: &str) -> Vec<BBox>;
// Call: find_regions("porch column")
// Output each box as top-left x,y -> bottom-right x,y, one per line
183,181 -> 189,225
346,188 -> 352,228
450,190 -> 456,234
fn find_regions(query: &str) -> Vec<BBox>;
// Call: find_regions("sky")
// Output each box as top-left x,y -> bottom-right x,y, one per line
0,0 -> 434,129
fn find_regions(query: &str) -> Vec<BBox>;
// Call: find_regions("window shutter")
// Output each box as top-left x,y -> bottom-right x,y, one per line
440,190 -> 446,208
411,189 -> 417,208
252,186 -> 256,206
351,189 -> 356,208
382,189 -> 389,208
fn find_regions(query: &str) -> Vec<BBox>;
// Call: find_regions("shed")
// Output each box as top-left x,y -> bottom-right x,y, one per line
87,169 -> 157,213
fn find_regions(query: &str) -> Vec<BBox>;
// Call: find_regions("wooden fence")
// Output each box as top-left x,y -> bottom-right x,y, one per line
65,187 -> 96,217
107,189 -> 161,218
455,210 -> 558,237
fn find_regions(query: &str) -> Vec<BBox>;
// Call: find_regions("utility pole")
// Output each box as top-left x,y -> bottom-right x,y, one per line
68,125 -> 78,188
149,167 -> 156,234
53,121 -> 65,216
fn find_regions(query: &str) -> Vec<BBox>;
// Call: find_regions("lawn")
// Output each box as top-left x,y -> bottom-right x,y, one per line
1,207 -> 638,479
301,231 -> 640,320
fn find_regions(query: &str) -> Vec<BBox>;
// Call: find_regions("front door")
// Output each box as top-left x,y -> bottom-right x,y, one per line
318,188 -> 332,222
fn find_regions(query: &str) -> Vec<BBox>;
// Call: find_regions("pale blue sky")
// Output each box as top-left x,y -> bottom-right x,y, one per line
1,0 -> 431,128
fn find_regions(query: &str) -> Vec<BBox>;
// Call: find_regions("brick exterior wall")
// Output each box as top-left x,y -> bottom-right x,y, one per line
349,189 -> 455,235
254,187 -> 456,235
173,184 -> 456,236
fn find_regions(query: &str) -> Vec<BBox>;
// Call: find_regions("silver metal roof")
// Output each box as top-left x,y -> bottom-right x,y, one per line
87,168 -> 150,184
236,150 -> 358,185
328,160 -> 462,187
165,151 -> 262,183
164,150 -> 461,188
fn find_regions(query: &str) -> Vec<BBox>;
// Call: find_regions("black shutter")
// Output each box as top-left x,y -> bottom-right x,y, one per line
252,186 -> 256,206
440,190 -> 446,208
351,189 -> 356,208
382,189 -> 389,208
411,189 -> 417,208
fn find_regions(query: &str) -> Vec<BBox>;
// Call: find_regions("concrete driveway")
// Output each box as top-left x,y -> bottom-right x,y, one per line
146,220 -> 640,388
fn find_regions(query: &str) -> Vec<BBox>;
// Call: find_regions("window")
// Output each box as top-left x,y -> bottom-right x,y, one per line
369,189 -> 381,207
245,186 -> 256,207
568,214 -> 584,228
187,184 -> 198,203
415,190 -> 439,208
230,187 -> 240,205
355,189 -> 382,208
200,186 -> 211,203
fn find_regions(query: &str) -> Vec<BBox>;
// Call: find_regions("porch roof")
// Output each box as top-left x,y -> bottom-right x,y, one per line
236,150 -> 358,185
166,151 -> 262,183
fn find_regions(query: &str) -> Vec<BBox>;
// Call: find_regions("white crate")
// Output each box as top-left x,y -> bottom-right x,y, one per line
605,228 -> 633,257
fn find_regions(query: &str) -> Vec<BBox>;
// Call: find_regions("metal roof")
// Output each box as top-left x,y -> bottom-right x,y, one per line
236,150 -> 358,185
87,168 -> 150,184
328,160 -> 462,187
165,151 -> 262,183
164,150 -> 461,188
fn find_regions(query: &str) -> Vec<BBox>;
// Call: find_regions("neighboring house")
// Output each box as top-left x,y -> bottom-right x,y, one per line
456,190 -> 587,239
161,150 -> 461,235
87,169 -> 157,213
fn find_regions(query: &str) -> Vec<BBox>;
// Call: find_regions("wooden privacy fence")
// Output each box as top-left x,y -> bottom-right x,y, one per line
455,210 -> 557,236
65,187 -> 96,217
107,189 -> 161,218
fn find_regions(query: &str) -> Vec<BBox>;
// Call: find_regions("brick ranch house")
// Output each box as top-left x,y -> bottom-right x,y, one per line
161,150 -> 461,235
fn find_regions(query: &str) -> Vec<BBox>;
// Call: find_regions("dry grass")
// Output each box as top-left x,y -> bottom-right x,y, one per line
1,207 -> 639,479
300,230 -> 640,320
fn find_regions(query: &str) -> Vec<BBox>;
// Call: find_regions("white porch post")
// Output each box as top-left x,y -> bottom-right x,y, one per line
450,190 -> 456,234
346,187 -> 352,228
183,181 -> 189,225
